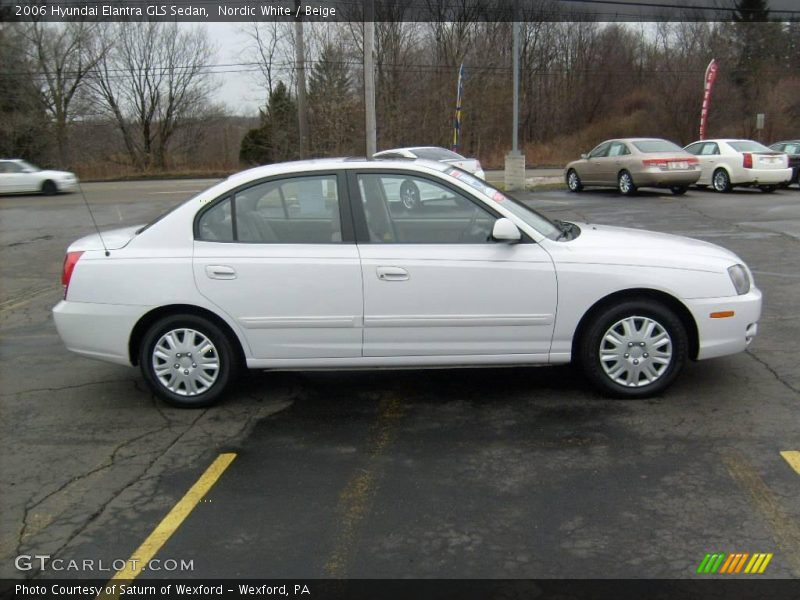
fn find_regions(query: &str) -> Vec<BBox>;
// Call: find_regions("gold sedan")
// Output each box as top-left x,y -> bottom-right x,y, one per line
565,138 -> 702,196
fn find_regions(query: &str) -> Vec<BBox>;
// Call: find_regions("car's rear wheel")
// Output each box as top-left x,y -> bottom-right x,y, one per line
399,179 -> 421,210
670,186 -> 688,196
712,168 -> 732,193
41,180 -> 58,195
139,314 -> 236,407
579,299 -> 688,399
759,185 -> 776,193
618,170 -> 637,196
566,169 -> 583,192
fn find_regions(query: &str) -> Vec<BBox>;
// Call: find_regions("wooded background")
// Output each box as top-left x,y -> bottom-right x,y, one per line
1,0 -> 798,178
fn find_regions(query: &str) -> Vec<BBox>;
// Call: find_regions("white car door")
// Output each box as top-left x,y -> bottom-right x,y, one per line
193,172 -> 363,360
351,171 -> 557,358
0,161 -> 27,193
685,142 -> 720,185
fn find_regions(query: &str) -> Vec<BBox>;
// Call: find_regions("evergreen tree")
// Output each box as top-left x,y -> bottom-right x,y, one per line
240,81 -> 299,165
308,43 -> 357,156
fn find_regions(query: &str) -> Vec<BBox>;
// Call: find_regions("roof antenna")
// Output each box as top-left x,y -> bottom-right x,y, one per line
77,179 -> 110,257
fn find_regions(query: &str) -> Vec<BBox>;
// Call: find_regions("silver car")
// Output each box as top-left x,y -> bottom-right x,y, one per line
565,138 -> 702,196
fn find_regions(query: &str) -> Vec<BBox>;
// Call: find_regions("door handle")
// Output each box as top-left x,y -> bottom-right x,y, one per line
376,266 -> 409,281
206,265 -> 237,280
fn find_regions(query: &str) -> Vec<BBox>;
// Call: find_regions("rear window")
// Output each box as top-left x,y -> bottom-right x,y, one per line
632,140 -> 683,153
412,147 -> 464,161
729,141 -> 773,153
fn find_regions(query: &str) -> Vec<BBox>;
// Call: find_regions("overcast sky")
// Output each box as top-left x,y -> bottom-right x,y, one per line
204,22 -> 265,116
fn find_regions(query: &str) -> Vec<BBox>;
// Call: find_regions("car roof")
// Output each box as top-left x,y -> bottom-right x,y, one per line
227,157 -> 449,183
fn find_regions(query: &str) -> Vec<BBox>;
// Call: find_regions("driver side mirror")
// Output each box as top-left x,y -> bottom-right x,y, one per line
492,218 -> 521,243
581,153 -> 589,159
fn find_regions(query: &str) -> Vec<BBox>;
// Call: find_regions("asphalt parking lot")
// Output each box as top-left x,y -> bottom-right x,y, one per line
1,180 -> 799,581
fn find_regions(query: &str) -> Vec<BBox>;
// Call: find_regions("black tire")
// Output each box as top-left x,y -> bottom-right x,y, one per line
578,299 -> 688,399
41,180 -> 58,195
139,314 -> 237,408
759,185 -> 776,194
399,179 -> 421,210
670,186 -> 688,196
566,169 -> 583,192
712,168 -> 732,193
618,170 -> 638,196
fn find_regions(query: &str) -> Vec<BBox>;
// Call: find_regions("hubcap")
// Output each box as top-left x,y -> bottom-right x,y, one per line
714,171 -> 727,191
152,328 -> 220,397
568,172 -> 579,190
619,173 -> 632,193
401,188 -> 417,209
599,316 -> 673,388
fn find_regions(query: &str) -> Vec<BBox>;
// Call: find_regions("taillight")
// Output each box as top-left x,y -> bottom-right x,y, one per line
62,251 -> 84,299
743,153 -> 753,169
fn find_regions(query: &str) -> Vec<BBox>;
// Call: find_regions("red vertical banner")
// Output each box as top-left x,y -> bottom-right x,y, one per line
699,59 -> 719,140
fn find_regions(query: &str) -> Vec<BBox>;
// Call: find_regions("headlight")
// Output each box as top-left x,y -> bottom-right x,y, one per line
728,264 -> 751,295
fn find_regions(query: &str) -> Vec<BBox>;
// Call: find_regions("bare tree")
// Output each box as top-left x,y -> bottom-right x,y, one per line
91,22 -> 216,170
22,21 -> 106,166
240,22 -> 293,99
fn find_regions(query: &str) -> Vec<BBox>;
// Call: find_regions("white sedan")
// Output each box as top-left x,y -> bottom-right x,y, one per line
0,159 -> 78,195
373,147 -> 485,209
53,159 -> 761,407
683,139 -> 792,193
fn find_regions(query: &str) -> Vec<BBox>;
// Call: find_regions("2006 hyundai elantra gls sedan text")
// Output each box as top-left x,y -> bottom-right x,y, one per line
53,158 -> 761,407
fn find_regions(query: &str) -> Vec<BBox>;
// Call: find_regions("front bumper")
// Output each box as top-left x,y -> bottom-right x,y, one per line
57,180 -> 79,193
53,300 -> 151,366
685,288 -> 762,360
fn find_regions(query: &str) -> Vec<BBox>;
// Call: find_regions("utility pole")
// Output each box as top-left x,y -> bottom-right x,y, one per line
364,0 -> 377,157
295,9 -> 308,157
504,20 -> 525,191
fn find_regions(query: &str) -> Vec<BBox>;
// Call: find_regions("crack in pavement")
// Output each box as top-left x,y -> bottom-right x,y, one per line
0,378 -> 135,398
13,409 -> 207,580
746,350 -> 800,395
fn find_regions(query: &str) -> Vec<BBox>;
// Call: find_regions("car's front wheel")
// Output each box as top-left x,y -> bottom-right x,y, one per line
578,299 -> 688,399
566,169 -> 583,192
670,186 -> 688,196
139,314 -> 236,407
618,170 -> 637,196
41,180 -> 58,195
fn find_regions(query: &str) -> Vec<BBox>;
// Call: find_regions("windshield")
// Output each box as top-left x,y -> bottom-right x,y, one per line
445,168 -> 561,239
413,147 -> 465,161
18,160 -> 39,171
729,141 -> 772,153
632,140 -> 683,153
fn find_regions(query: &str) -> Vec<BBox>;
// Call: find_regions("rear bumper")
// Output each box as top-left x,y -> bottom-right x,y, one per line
685,288 -> 762,360
53,300 -> 151,366
734,168 -> 793,185
635,170 -> 701,187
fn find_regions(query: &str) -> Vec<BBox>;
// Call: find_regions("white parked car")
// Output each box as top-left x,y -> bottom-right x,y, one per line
53,159 -> 761,407
373,147 -> 485,209
683,139 -> 792,193
0,159 -> 78,195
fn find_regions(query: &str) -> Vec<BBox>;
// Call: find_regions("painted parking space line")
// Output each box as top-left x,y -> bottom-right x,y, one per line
96,452 -> 236,598
723,450 -> 800,576
780,451 -> 800,476
323,395 -> 406,577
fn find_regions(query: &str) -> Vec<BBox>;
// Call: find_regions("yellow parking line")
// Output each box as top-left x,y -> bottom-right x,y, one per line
97,453 -> 236,598
780,451 -> 800,476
